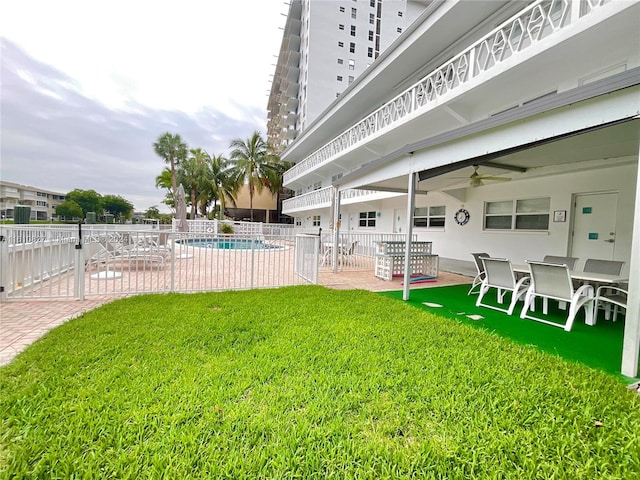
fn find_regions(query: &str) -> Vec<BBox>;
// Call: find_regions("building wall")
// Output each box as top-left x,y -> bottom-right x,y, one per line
329,161 -> 637,273
0,181 -> 66,221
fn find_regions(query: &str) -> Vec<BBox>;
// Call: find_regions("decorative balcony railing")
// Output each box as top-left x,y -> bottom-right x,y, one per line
282,187 -> 333,213
282,186 -> 392,213
283,0 -> 612,185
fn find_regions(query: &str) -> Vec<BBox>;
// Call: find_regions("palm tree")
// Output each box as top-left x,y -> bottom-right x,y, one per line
153,132 -> 188,200
201,153 -> 239,220
155,168 -> 174,209
179,148 -> 208,219
228,131 -> 280,222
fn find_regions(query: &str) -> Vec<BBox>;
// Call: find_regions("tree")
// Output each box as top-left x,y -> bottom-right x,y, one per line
66,189 -> 103,217
201,153 -> 238,220
55,200 -> 83,220
155,168 -> 174,209
153,132 -> 188,201
228,131 -> 278,222
102,194 -> 134,220
145,206 -> 160,219
179,148 -> 208,219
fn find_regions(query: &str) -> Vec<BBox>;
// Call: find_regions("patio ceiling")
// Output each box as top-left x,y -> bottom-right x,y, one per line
352,117 -> 640,194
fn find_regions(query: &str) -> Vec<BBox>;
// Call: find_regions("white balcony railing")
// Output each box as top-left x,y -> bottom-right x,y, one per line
282,187 -> 333,213
284,0 -> 612,185
282,186 -> 393,213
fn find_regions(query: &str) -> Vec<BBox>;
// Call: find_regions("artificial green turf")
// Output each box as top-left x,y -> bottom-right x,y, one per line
380,284 -> 633,381
1,285 -> 639,478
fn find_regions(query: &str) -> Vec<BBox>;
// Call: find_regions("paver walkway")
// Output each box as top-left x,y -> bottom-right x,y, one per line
0,270 -> 472,367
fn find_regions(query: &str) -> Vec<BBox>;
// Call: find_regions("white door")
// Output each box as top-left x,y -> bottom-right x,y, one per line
570,192 -> 618,261
393,209 -> 406,233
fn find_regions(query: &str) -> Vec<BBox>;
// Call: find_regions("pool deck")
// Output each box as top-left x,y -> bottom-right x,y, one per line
0,269 -> 472,367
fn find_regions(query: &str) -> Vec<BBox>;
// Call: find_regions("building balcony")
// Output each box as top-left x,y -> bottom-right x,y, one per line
283,0 -> 630,187
282,186 -> 404,214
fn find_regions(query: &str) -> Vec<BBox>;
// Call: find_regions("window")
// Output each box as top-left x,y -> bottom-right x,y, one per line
338,41 -> 344,47
414,206 -> 446,228
339,6 -> 345,12
337,58 -> 343,64
312,215 -> 321,227
337,75 -> 343,81
351,7 -> 357,19
370,0 -> 375,6
484,197 -> 550,230
349,42 -> 355,53
348,59 -> 355,70
367,47 -> 373,58
359,211 -> 376,228
350,25 -> 356,36
339,24 -> 344,30
331,172 -> 343,182
397,27 -> 402,33
368,30 -> 374,41
295,217 -> 302,226
348,75 -> 354,84
369,13 -> 375,24
397,11 -> 403,17
313,181 -> 321,190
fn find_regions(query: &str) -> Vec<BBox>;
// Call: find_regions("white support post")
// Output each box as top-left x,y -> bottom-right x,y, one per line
621,148 -> 640,378
403,171 -> 417,301
332,187 -> 341,273
0,227 -> 8,302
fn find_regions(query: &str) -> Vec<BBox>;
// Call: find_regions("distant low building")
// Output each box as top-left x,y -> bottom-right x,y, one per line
0,181 -> 66,221
224,184 -> 293,224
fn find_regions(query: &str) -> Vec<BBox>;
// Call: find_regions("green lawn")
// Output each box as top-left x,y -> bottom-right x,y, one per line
1,286 -> 639,478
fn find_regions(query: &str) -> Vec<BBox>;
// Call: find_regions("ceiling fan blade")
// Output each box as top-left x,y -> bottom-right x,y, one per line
478,176 -> 511,181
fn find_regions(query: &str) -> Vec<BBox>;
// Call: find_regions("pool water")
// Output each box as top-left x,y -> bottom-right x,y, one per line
178,238 -> 284,250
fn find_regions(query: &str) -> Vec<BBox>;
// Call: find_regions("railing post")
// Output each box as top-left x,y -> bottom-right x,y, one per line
74,221 -> 85,300
0,228 -> 7,303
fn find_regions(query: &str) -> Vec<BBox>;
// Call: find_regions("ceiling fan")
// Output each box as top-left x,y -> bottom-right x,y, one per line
457,165 -> 512,188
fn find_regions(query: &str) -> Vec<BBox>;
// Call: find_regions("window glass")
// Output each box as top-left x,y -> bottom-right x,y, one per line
486,201 -> 512,215
515,214 -> 549,230
516,197 -> 550,213
485,215 -> 512,229
359,211 -> 376,227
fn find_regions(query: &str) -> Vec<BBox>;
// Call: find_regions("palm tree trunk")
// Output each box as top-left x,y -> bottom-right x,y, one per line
190,188 -> 197,219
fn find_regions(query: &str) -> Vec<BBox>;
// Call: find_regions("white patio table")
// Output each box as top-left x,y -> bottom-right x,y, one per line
512,264 -> 628,326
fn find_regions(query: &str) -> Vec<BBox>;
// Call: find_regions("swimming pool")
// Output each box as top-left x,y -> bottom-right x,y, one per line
178,238 -> 285,250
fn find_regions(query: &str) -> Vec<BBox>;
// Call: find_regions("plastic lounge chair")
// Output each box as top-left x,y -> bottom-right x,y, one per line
520,261 -> 594,331
594,285 -> 628,323
476,257 -> 530,315
542,255 -> 578,270
88,233 -> 168,270
467,252 -> 489,295
339,240 -> 358,268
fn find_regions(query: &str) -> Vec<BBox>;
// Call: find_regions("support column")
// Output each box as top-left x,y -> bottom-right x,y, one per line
403,171 -> 417,301
332,187 -> 341,273
621,148 -> 640,378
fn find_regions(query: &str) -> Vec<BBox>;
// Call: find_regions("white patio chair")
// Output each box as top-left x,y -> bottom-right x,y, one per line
583,258 -> 625,275
542,255 -> 578,270
338,240 -> 358,268
467,252 -> 489,295
476,257 -> 530,315
594,285 -> 628,323
520,261 -> 594,331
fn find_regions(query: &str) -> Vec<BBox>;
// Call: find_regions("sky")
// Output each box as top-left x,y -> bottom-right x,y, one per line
1,0 -> 288,213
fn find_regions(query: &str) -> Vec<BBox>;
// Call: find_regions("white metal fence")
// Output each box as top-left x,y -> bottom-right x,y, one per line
0,224 -> 414,301
0,224 -> 314,301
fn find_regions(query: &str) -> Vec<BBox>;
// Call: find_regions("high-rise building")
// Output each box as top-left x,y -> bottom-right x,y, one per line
268,0 -> 429,151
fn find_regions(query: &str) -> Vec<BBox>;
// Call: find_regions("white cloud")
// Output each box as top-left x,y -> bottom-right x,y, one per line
1,0 -> 287,115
